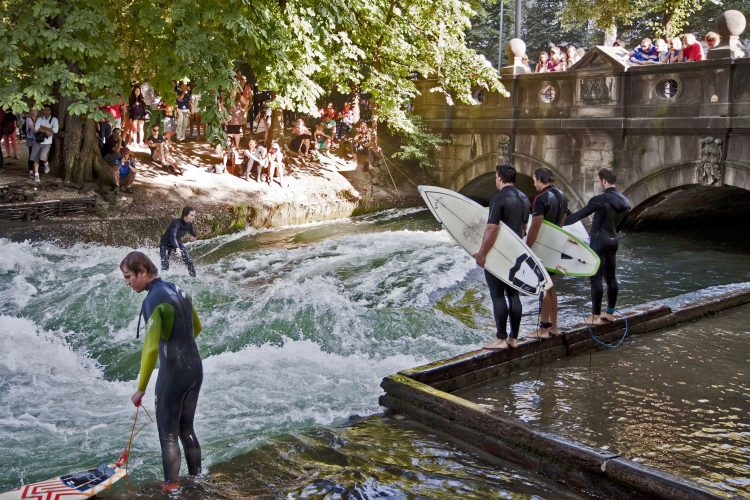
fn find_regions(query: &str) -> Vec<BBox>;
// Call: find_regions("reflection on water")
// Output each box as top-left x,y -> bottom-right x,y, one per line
458,305 -> 750,497
112,416 -> 581,499
1,208 -> 749,497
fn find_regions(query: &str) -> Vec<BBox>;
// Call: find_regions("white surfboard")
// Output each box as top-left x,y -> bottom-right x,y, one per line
526,218 -> 600,276
0,462 -> 125,499
419,186 -> 551,296
562,220 -> 590,245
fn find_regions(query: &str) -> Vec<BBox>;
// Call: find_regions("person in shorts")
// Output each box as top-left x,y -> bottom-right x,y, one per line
31,105 -> 58,182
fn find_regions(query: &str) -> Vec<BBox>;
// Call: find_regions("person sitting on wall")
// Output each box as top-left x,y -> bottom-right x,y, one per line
289,118 -> 312,155
106,146 -> 137,193
147,125 -> 184,175
242,138 -> 267,182
628,38 -> 660,64
313,123 -> 332,154
266,142 -> 285,186
680,34 -> 705,62
217,136 -> 241,175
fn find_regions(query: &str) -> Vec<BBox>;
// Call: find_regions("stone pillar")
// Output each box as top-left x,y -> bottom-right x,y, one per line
707,10 -> 747,60
501,38 -> 530,76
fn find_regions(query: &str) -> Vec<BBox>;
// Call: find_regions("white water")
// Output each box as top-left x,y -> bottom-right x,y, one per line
0,212 -> 497,488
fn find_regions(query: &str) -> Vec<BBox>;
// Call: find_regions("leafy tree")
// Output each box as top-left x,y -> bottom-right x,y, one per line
0,0 -> 503,183
560,0 -> 715,42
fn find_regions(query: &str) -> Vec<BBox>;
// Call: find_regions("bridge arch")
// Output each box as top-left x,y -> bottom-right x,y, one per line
622,160 -> 750,228
449,152 -> 586,208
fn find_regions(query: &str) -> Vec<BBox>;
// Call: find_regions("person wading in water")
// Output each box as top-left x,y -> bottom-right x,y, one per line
120,251 -> 203,491
160,206 -> 197,277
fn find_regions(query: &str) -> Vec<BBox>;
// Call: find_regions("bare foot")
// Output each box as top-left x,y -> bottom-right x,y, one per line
507,338 -> 519,348
549,329 -> 562,336
584,315 -> 605,325
600,312 -> 616,322
483,339 -> 509,350
525,328 -> 550,340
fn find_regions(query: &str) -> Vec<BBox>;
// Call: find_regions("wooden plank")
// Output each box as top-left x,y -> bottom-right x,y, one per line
604,458 -> 726,500
381,374 -> 724,499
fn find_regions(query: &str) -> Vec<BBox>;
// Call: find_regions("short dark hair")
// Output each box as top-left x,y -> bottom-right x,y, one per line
182,206 -> 194,218
120,251 -> 157,276
533,167 -> 554,184
119,147 -> 130,155
496,164 -> 516,183
598,168 -> 616,184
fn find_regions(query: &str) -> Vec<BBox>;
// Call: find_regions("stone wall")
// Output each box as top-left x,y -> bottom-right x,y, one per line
414,45 -> 750,224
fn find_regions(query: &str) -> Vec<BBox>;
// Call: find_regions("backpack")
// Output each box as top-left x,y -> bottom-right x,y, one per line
1,112 -> 16,136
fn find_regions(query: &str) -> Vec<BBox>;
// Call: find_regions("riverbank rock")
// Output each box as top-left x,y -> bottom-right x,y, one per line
0,135 -> 426,245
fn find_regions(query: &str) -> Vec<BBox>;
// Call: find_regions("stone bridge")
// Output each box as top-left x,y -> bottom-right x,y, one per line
414,34 -> 750,228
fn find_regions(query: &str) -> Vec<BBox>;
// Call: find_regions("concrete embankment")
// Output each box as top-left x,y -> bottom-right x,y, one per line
380,284 -> 750,499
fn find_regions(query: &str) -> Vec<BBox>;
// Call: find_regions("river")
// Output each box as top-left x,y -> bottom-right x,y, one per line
1,208 -> 748,497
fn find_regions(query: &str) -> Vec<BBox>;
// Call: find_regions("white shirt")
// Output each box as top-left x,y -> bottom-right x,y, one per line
35,115 -> 59,145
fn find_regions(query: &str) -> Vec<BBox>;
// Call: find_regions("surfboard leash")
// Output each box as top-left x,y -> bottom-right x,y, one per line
583,309 -> 630,349
117,405 -> 154,494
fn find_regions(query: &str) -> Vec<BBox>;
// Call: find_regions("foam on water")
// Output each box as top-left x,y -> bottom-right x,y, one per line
0,218 -> 485,489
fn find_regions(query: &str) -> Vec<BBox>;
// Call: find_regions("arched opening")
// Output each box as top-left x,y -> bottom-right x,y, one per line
459,172 -> 536,207
625,184 -> 750,230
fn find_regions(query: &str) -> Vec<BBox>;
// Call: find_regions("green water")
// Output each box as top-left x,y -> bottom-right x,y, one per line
1,208 -> 748,497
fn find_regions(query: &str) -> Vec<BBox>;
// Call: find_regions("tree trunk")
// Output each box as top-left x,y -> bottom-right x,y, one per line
603,24 -> 617,46
270,107 -> 284,144
53,96 -> 113,185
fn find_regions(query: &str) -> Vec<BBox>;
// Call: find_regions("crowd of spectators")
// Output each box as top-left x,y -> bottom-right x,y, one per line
528,30 -> 746,73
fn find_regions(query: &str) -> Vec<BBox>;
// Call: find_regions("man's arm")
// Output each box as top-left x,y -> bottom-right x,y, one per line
131,307 -> 162,406
474,223 -> 499,268
565,200 -> 599,226
525,215 -> 544,247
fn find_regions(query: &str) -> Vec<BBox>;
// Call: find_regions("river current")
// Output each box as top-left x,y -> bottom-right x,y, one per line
1,208 -> 748,497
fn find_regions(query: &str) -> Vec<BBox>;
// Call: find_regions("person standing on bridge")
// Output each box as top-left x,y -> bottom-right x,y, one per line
525,167 -> 569,338
474,164 -> 531,350
565,168 -> 631,324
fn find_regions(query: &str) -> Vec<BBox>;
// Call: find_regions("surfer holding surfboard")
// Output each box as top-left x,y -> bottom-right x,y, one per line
474,164 -> 531,350
120,251 -> 204,491
565,168 -> 631,325
526,168 -> 569,339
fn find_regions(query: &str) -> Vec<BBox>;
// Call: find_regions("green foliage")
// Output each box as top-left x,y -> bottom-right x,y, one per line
392,115 -> 446,168
0,0 -> 504,168
560,0 -> 716,41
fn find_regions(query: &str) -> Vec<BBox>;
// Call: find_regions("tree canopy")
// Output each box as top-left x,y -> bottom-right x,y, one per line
0,0 -> 504,175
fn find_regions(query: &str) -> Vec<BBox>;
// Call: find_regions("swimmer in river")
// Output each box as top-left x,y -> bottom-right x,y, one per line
565,168 -> 631,324
121,251 -> 203,491
160,206 -> 197,277
474,164 -> 531,350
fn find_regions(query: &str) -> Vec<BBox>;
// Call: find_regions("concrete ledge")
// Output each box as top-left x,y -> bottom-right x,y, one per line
380,286 -> 750,499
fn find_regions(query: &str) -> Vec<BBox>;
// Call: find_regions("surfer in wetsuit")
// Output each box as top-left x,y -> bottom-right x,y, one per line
160,206 -> 197,277
474,164 -> 531,350
120,251 -> 203,490
565,168 -> 631,324
525,167 -> 569,339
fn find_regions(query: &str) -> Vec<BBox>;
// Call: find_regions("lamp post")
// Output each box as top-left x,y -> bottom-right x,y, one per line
498,1 -> 505,67
514,0 -> 522,38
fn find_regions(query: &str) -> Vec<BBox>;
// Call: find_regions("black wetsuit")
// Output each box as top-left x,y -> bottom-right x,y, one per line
140,278 -> 203,481
160,218 -> 197,277
532,186 -> 569,279
531,186 -> 568,226
565,187 -> 631,315
486,185 -> 530,339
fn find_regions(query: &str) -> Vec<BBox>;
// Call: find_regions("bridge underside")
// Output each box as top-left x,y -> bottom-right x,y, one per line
626,184 -> 750,229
